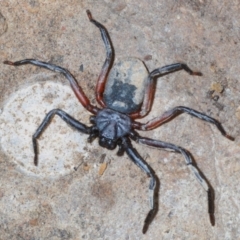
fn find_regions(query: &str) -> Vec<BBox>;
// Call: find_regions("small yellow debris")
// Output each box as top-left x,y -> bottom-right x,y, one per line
210,82 -> 224,93
98,162 -> 108,176
83,163 -> 90,171
236,106 -> 240,120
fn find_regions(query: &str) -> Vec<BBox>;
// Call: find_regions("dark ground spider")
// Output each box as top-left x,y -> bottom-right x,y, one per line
4,10 -> 234,233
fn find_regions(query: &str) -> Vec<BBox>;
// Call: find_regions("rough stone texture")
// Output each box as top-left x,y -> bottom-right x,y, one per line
0,1 -> 239,239
0,82 -> 91,177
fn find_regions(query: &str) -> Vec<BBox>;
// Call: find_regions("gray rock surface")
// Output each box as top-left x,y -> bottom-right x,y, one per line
0,1 -> 239,239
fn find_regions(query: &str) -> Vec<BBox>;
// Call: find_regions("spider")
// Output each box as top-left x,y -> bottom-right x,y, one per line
4,10 -> 234,233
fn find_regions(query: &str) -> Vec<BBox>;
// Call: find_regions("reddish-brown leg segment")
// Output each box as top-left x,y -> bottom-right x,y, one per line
132,106 -> 234,141
3,59 -> 100,114
87,10 -> 114,107
130,63 -> 202,119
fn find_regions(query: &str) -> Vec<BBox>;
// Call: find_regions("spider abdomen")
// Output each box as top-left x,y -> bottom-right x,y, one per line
103,57 -> 149,114
96,108 -> 132,140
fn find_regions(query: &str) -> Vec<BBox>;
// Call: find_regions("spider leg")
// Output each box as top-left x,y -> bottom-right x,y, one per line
121,137 -> 158,234
130,132 -> 215,226
130,63 -> 202,119
133,106 -> 234,141
33,108 -> 92,166
87,10 -> 114,107
3,59 -> 99,114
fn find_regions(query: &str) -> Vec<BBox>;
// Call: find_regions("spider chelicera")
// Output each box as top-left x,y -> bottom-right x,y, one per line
4,10 -> 234,233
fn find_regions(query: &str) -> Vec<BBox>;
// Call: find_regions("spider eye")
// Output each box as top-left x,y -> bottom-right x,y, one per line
89,116 -> 96,124
99,137 -> 116,150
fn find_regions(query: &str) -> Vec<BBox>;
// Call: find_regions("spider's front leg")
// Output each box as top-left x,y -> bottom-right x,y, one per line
32,109 -> 92,166
121,137 -> 158,234
130,132 -> 215,226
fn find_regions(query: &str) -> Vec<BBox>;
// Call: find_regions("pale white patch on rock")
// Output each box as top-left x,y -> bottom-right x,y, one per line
0,82 -> 93,178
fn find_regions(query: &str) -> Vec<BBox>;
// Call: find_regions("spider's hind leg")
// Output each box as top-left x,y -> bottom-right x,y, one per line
87,10 -> 114,107
3,59 -> 99,114
130,63 -> 202,119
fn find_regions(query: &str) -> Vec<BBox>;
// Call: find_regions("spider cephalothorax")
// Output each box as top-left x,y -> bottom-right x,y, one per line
95,108 -> 132,149
3,10 -> 234,233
